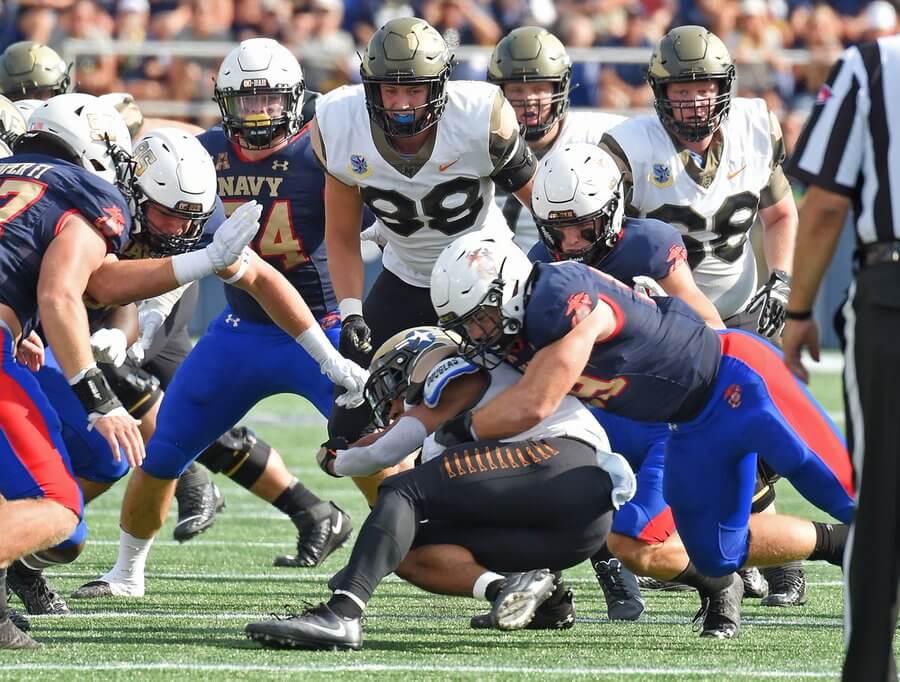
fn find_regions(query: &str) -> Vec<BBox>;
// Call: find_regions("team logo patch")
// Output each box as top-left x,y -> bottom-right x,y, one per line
466,247 -> 499,280
215,152 -> 230,171
349,154 -> 371,178
650,163 -> 672,188
320,311 -> 340,330
565,291 -> 594,328
724,383 -> 742,409
94,206 -> 126,237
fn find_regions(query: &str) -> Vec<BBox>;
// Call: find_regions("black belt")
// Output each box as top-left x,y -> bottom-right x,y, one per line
858,241 -> 900,267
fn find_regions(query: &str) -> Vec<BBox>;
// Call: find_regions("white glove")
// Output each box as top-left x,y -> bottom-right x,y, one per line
632,275 -> 666,298
321,356 -> 369,408
137,308 -> 164,351
206,201 -> 263,271
360,224 -> 388,248
89,328 -> 128,367
596,450 -> 637,510
126,342 -> 145,365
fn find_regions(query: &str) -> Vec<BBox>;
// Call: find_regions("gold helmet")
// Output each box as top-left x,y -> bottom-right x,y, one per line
488,27 -> 571,141
646,26 -> 735,142
0,94 -> 27,151
360,17 -> 453,138
365,326 -> 462,427
0,41 -> 70,102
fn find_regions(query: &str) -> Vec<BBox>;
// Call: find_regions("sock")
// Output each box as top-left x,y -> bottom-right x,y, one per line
103,529 -> 154,584
808,522 -> 849,566
472,571 -> 505,601
672,562 -> 733,595
0,568 -> 7,620
328,590 -> 365,619
273,480 -> 322,517
590,544 -> 615,566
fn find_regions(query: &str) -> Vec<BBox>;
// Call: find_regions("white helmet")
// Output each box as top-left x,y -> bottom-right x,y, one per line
129,127 -> 217,255
214,38 -> 305,150
12,98 -> 42,123
0,94 -> 26,153
532,143 -> 625,264
430,231 -> 534,368
23,93 -> 132,185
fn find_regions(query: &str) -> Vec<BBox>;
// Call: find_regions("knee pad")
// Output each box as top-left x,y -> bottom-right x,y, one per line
19,520 -> 87,569
196,426 -> 271,488
99,360 -> 162,419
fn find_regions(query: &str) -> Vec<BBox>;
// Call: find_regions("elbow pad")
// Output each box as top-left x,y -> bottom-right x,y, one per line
492,137 -> 536,193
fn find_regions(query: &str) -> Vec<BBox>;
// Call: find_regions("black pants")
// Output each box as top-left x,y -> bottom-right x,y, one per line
332,437 -> 614,602
329,269 -> 437,441
842,264 -> 900,682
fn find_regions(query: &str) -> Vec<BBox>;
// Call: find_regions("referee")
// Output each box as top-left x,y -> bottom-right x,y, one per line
782,35 -> 900,682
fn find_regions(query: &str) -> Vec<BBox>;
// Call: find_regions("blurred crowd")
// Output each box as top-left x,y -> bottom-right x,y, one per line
2,0 -> 898,158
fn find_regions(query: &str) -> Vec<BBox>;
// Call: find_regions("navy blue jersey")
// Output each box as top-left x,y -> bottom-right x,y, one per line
198,124 -> 335,322
528,217 -> 688,285
0,154 -> 131,335
507,261 -> 721,423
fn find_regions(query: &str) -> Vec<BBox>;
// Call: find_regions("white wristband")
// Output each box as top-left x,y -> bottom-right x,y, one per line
218,248 -> 251,284
295,323 -> 338,365
339,298 -> 363,320
171,249 -> 215,286
68,362 -> 98,386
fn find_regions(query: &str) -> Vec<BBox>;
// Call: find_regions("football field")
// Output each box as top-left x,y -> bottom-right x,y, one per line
1,365 -> 883,681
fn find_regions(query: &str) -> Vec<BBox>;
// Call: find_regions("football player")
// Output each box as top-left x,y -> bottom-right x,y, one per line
0,42 -> 70,102
244,326 -> 633,650
600,25 -> 805,606
486,27 -> 625,242
429,232 -> 852,640
72,40 -> 371,600
0,93 -> 261,648
315,17 -> 537,461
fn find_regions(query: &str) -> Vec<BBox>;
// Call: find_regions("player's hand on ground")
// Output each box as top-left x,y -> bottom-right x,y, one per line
207,200 -> 262,270
90,408 -> 145,468
781,318 -> 819,385
90,328 -> 129,367
15,330 -> 45,371
322,356 -> 369,408
339,315 -> 372,365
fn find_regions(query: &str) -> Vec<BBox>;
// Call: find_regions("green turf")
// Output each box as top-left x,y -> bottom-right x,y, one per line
0,367 -> 876,680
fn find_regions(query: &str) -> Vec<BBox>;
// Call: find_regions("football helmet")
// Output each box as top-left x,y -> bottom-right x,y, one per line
365,326 -> 462,427
487,27 -> 571,141
360,17 -> 453,138
12,98 -> 43,123
128,128 -> 217,256
0,41 -> 70,102
0,94 -> 27,152
431,232 -> 533,368
18,93 -> 132,185
532,143 -> 625,264
214,38 -> 305,150
647,25 -> 735,142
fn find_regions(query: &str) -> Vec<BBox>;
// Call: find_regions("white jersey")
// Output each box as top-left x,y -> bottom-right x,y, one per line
607,98 -> 776,318
506,110 -> 627,250
316,81 -> 513,287
421,362 -> 611,463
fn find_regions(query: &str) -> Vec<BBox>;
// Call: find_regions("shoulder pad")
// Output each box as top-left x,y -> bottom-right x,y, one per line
423,355 -> 481,408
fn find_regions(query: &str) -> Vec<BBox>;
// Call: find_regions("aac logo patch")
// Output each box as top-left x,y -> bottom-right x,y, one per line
650,163 -> 672,188
724,383 -> 742,409
349,154 -> 371,178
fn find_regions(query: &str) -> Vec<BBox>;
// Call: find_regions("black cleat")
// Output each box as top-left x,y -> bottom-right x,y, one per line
173,465 -> 225,543
245,602 -> 362,650
7,562 -> 70,615
693,573 -> 743,639
486,569 -> 556,631
739,567 -> 769,599
274,502 -> 352,568
8,609 -> 30,632
636,575 -> 694,592
471,575 -> 575,630
0,617 -> 39,649
593,558 -> 645,621
761,563 -> 807,607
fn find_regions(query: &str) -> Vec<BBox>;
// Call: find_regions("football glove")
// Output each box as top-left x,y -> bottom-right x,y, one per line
339,314 -> 373,364
321,355 -> 370,409
137,308 -> 164,352
90,328 -> 128,367
206,201 -> 263,271
316,437 -> 348,478
744,270 -> 791,338
434,411 -> 477,449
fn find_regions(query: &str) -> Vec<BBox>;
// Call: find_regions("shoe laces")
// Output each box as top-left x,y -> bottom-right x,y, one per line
175,481 -> 214,513
20,572 -> 61,607
691,596 -> 710,633
595,560 -> 631,602
271,600 -> 321,621
767,567 -> 804,595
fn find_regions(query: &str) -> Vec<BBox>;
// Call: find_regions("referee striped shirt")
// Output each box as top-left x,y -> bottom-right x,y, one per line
786,35 -> 900,244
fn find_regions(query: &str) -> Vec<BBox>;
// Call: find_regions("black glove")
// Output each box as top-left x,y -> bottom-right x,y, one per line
744,270 -> 791,339
433,411 -> 476,449
339,314 -> 373,364
316,436 -> 348,478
